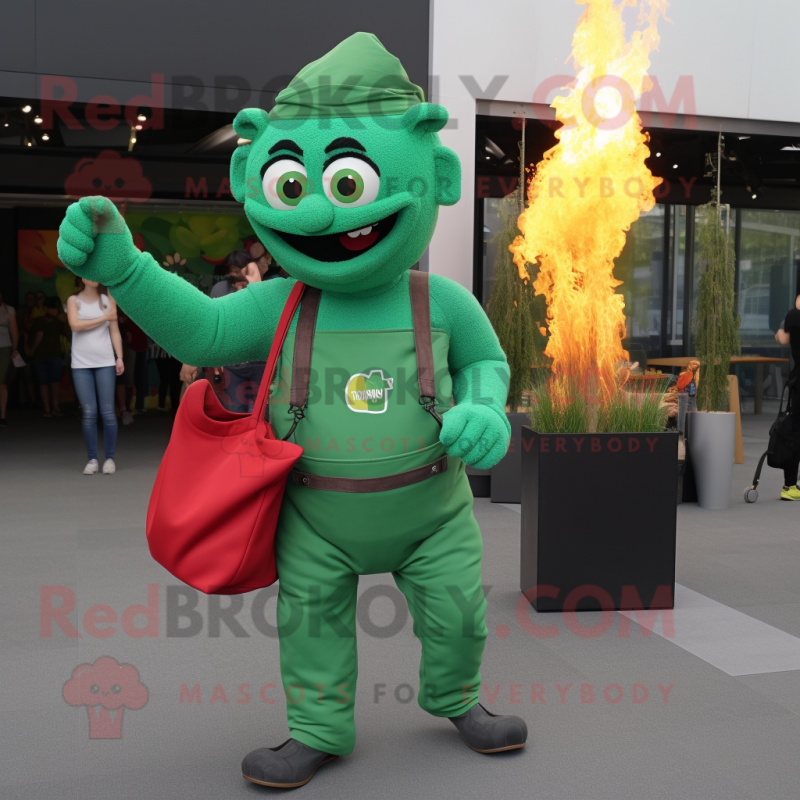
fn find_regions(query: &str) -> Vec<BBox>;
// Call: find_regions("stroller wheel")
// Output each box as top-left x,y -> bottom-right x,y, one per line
744,487 -> 758,504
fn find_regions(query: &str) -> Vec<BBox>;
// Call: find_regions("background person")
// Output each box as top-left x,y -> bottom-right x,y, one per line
0,288 -> 19,427
20,291 -> 41,408
115,311 -> 134,425
775,292 -> 800,500
29,297 -> 66,417
150,342 -> 181,411
126,315 -> 150,416
181,249 -> 276,412
67,279 -> 124,475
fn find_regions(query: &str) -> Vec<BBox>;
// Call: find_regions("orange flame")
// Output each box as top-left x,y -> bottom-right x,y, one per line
511,0 -> 668,407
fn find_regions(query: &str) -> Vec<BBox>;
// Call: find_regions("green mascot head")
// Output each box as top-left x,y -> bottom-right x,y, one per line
229,32 -> 461,294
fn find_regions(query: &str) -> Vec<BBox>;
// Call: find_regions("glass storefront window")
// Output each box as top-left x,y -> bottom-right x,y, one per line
481,197 -> 513,307
737,209 -> 800,349
478,193 -> 799,400
668,206 -> 687,345
614,204 -> 666,357
483,199 -> 670,358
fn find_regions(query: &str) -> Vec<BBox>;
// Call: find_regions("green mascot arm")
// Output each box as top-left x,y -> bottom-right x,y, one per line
429,274 -> 511,470
57,196 -> 286,365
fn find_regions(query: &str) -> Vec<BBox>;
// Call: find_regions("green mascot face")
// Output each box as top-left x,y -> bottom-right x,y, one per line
229,33 -> 461,294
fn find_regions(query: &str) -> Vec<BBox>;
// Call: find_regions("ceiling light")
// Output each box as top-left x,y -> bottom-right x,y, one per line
34,115 -> 42,124
131,136 -> 137,144
655,151 -> 661,157
672,164 -> 678,169
26,140 -> 31,146
22,104 -> 31,113
738,135 -> 750,140
135,124 -> 142,131
3,123 -> 8,128
752,193 -> 757,199
41,133 -> 49,141
137,113 -> 147,122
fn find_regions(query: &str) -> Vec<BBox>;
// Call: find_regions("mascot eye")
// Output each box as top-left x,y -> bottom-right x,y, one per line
261,160 -> 308,210
90,684 -> 100,694
322,157 -> 380,208
111,684 -> 122,694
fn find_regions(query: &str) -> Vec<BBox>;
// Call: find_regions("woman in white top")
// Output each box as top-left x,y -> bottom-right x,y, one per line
66,278 -> 125,474
0,288 -> 20,427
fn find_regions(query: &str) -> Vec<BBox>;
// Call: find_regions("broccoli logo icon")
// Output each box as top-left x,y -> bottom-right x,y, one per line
64,150 -> 152,202
345,369 -> 393,414
62,656 -> 148,739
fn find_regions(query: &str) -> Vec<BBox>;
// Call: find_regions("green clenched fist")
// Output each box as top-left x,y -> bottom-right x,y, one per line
439,404 -> 510,470
57,196 -> 140,286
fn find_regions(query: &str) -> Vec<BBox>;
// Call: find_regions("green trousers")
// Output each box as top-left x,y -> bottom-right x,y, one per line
274,459 -> 487,755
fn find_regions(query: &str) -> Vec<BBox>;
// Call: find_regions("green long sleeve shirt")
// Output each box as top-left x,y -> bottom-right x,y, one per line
107,252 -> 510,421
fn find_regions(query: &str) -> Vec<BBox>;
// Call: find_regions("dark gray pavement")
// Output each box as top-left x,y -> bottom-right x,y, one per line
1,402 -> 799,799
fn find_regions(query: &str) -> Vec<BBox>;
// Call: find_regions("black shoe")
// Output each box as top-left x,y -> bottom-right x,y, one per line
450,703 -> 528,753
242,738 -> 338,788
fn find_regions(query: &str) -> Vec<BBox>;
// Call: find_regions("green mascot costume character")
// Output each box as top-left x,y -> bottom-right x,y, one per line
58,32 -> 527,788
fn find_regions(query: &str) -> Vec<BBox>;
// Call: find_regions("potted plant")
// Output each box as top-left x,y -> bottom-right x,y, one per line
507,1 -> 679,610
689,137 -> 740,510
520,373 -> 678,612
485,187 -> 549,503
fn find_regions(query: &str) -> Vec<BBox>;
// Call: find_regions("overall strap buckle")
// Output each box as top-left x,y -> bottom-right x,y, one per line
409,271 -> 443,429
282,405 -> 306,441
419,396 -> 443,427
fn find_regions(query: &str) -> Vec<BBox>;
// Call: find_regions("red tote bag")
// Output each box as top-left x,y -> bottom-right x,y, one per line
146,282 -> 307,594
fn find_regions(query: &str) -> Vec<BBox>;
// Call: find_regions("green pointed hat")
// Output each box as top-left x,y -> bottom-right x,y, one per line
269,32 -> 425,120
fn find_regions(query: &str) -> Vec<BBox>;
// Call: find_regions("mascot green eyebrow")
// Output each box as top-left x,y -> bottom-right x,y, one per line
58,32 -> 527,789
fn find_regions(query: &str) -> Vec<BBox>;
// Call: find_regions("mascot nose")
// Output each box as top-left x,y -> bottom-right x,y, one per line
296,194 -> 335,233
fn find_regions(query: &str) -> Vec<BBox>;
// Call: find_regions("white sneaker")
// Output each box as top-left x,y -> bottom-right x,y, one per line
102,458 -> 116,474
83,459 -> 99,475
122,411 -> 134,425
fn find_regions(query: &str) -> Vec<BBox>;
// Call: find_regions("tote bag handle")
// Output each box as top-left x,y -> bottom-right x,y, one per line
251,282 -> 306,430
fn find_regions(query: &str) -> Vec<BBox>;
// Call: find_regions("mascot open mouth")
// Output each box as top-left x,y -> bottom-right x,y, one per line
270,212 -> 399,263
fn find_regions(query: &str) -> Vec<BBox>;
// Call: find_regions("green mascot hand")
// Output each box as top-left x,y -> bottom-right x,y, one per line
439,404 -> 510,470
57,196 -> 139,286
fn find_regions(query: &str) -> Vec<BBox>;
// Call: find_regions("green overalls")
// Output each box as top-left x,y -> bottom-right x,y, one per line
268,275 -> 487,756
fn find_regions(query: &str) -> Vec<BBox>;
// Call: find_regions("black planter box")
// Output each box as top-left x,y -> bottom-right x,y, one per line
490,412 -> 529,503
466,466 -> 491,497
520,427 -> 678,612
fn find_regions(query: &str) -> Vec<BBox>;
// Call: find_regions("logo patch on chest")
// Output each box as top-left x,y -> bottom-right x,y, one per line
345,369 -> 394,414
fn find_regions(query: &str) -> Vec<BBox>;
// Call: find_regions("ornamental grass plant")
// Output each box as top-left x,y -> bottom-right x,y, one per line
487,189 -> 549,411
529,374 -> 670,434
694,190 -> 740,412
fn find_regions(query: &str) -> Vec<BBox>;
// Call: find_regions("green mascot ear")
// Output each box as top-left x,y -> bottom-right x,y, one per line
230,109 -> 270,204
400,104 -> 460,205
433,145 -> 461,206
400,103 -> 449,136
233,108 -> 270,141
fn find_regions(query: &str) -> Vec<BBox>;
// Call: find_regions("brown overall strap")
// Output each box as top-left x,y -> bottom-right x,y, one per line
290,455 -> 448,493
286,271 -> 447,490
277,286 -> 321,439
409,270 -> 442,426
289,286 -> 321,410
409,270 -> 435,398
288,272 -> 439,425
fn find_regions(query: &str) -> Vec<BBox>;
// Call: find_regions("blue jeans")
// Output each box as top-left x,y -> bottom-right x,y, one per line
72,367 -> 118,460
